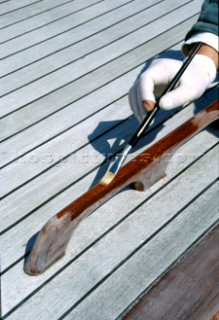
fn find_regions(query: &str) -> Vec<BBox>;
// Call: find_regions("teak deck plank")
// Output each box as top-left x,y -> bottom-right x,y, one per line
0,0 -> 77,29
0,0 -> 102,43
0,0 -> 40,16
0,0 -> 133,76
123,224 -> 219,320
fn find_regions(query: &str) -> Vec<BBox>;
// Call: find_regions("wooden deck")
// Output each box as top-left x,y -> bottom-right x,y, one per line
0,0 -> 218,319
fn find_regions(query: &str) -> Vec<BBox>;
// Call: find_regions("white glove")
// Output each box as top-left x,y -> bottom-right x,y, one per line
129,54 -> 217,123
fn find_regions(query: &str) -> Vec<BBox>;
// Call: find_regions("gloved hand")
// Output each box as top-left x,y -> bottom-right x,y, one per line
129,54 -> 217,123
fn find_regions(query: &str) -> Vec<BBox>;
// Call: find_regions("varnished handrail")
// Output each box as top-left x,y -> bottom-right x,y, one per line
24,101 -> 219,275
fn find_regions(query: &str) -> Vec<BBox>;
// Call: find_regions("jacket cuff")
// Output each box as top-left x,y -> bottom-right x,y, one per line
182,32 -> 219,56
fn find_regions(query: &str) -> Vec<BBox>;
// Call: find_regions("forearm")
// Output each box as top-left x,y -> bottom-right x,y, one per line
189,43 -> 219,70
198,44 -> 218,70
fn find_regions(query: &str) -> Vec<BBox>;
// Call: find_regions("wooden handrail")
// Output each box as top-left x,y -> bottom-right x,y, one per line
24,101 -> 219,275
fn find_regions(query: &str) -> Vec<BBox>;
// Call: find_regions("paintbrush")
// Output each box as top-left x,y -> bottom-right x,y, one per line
100,42 -> 202,185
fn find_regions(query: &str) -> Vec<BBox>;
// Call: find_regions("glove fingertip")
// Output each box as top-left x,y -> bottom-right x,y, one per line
159,96 -> 175,110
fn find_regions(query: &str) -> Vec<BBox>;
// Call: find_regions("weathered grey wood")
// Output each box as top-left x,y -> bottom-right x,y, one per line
0,0 -> 193,78
0,0 -> 162,94
0,0 -> 133,59
0,0 -> 78,28
0,0 -> 102,43
1,127 -> 218,273
0,0 -> 40,16
0,4 -> 200,117
0,70 -> 132,140
2,150 -> 218,317
0,1 -> 141,78
63,184 -> 219,320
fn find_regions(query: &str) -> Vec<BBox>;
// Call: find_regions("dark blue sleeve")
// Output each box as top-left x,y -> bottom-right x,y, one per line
185,0 -> 218,40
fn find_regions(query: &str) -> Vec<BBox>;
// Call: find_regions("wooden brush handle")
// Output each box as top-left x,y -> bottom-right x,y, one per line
24,101 -> 219,275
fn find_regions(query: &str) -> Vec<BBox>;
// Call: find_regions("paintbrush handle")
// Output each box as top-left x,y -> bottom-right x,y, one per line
129,42 -> 202,147
129,104 -> 159,146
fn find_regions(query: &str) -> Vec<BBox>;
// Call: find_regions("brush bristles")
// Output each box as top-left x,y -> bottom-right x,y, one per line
99,171 -> 116,186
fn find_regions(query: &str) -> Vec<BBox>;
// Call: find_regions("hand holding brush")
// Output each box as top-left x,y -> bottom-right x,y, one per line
129,43 -> 218,122
100,42 -> 218,185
